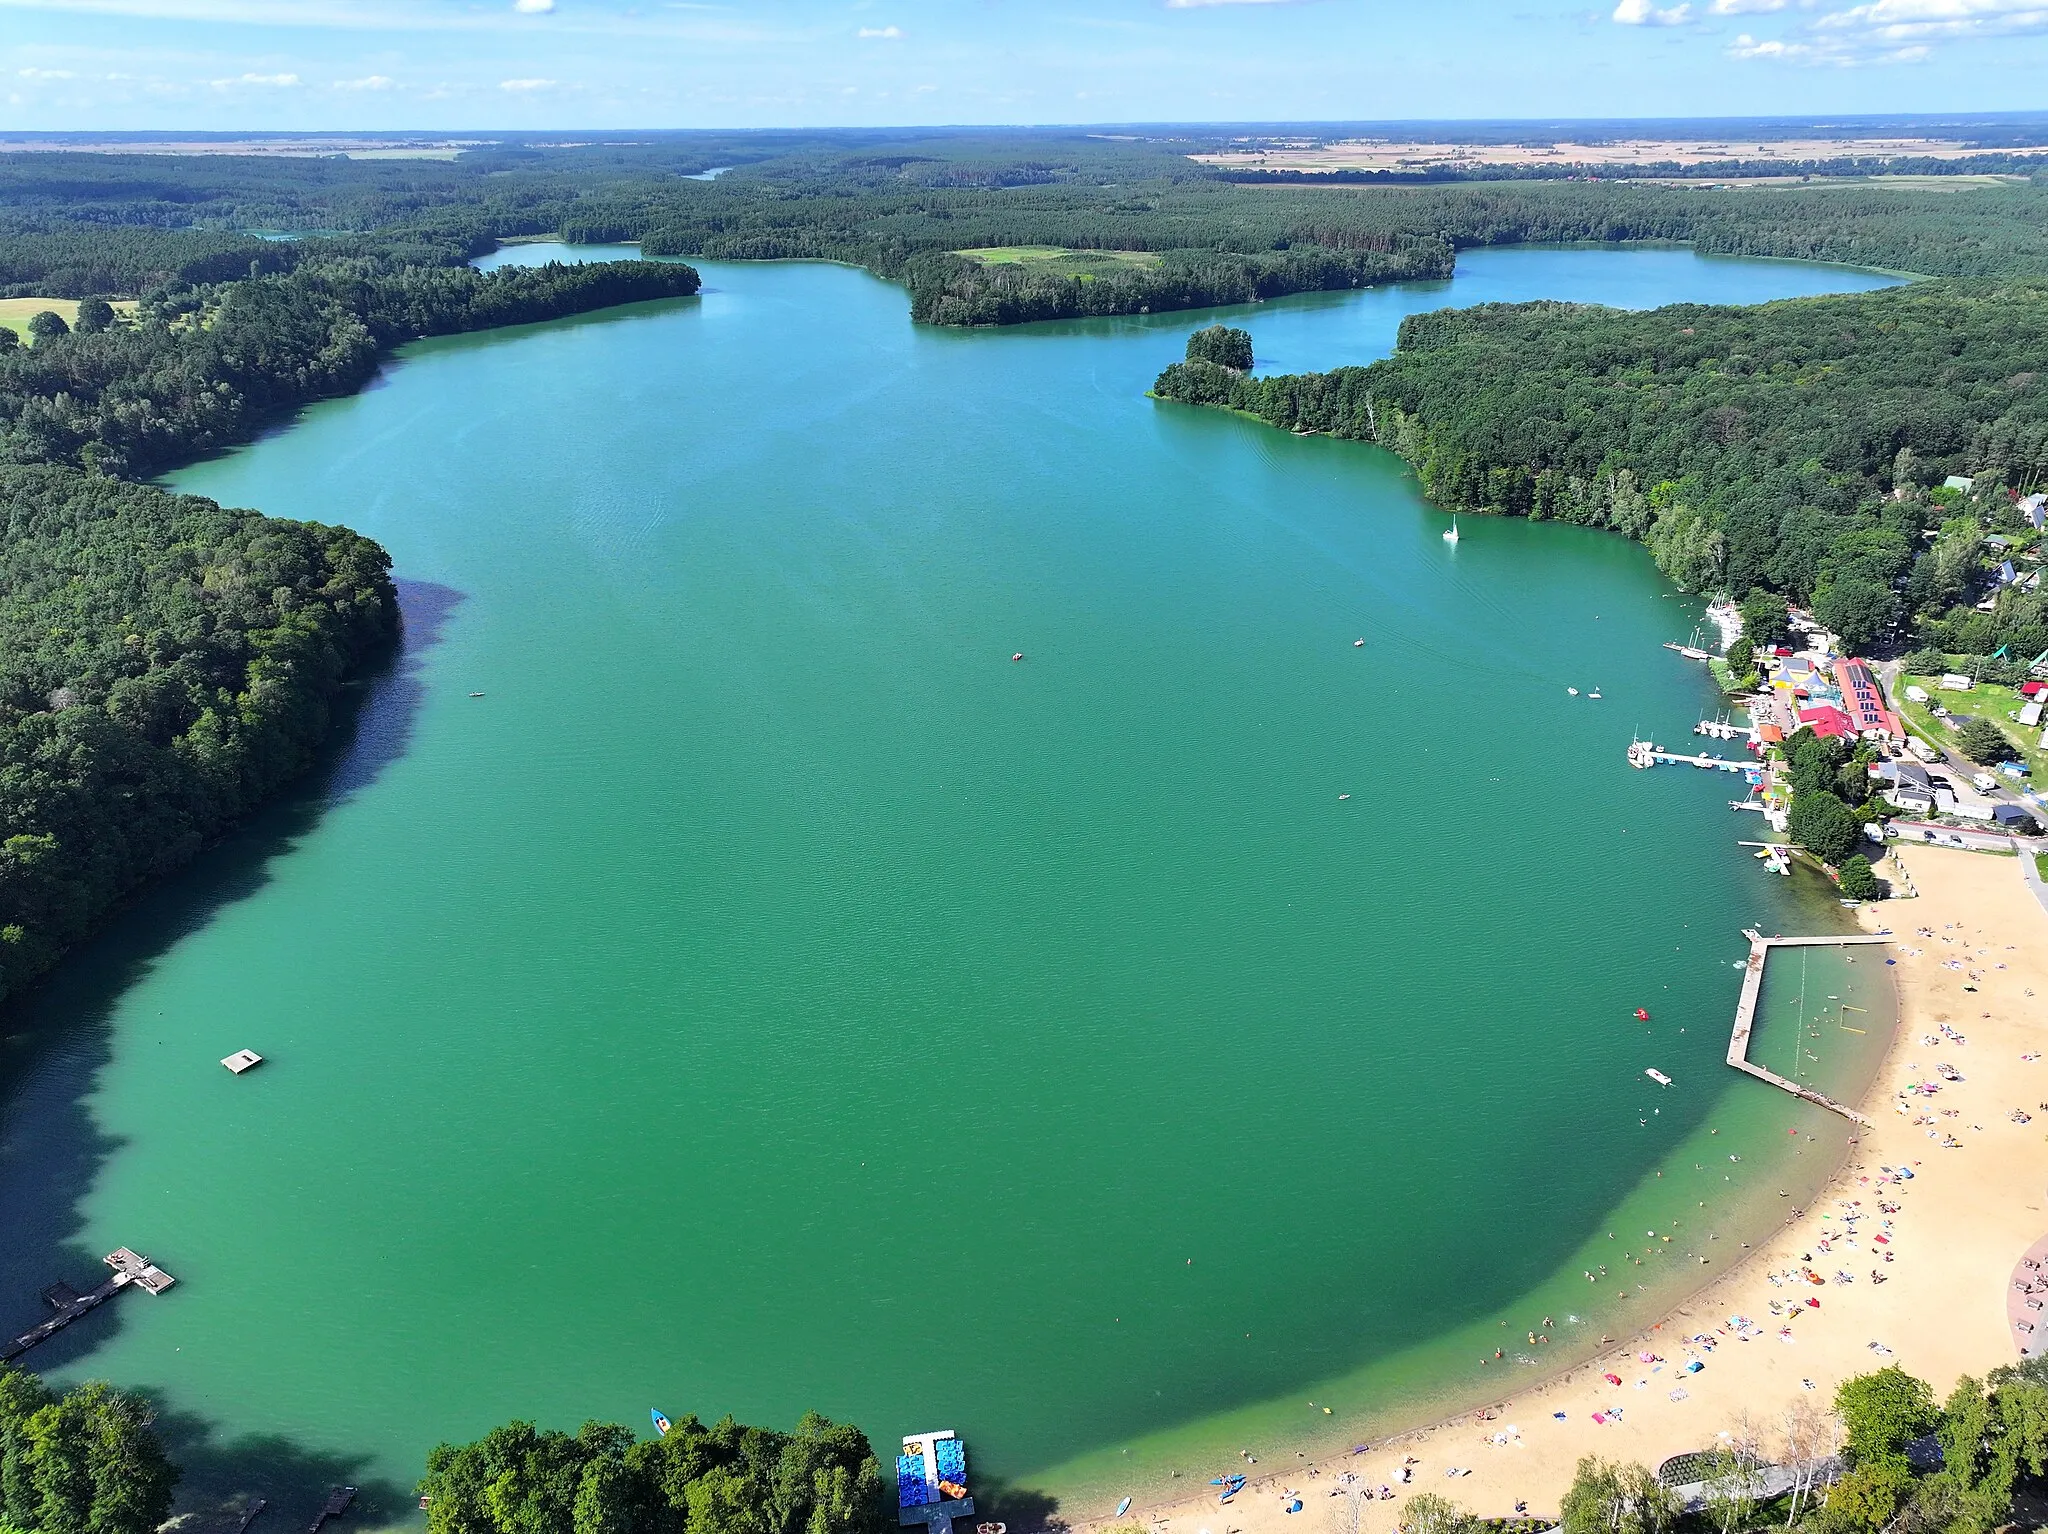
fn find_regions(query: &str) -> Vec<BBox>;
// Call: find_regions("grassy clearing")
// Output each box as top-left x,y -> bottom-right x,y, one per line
0,296 -> 140,343
1899,673 -> 2047,783
952,245 -> 1163,282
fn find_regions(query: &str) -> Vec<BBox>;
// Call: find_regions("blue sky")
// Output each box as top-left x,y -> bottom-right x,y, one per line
3,0 -> 2045,131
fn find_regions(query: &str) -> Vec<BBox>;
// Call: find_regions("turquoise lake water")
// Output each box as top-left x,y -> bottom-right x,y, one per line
0,245 -> 1900,1525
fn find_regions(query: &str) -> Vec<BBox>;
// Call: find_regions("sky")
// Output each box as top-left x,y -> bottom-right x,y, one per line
3,0 -> 2047,132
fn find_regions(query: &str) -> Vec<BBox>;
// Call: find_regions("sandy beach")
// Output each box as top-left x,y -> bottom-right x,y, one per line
1095,844 -> 2048,1533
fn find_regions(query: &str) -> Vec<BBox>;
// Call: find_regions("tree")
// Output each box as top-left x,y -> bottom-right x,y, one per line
1701,1442 -> 1765,1534
1560,1458 -> 1679,1534
1836,1366 -> 1937,1471
1955,716 -> 2016,764
25,311 -> 69,341
1400,1492 -> 1478,1534
1837,855 -> 1882,901
421,1410 -> 887,1534
1822,1461 -> 1914,1532
1740,591 -> 1792,649
72,299 -> 115,335
1790,789 -> 1863,864
1813,575 -> 1898,652
1727,637 -> 1755,675
0,327 -> 16,352
1779,1397 -> 1843,1525
1186,325 -> 1253,370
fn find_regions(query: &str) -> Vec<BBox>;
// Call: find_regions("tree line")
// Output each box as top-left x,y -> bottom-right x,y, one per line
0,1360 -> 890,1534
1152,282 -> 2048,659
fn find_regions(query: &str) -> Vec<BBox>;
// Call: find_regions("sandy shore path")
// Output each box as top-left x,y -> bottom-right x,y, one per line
1090,845 -> 2048,1533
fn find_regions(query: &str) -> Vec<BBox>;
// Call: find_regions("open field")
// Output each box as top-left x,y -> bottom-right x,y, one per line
0,296 -> 139,342
954,245 -> 1162,268
1191,137 -> 2048,174
1899,673 -> 2046,784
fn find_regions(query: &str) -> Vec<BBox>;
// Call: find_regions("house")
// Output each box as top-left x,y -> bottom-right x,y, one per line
1940,673 -> 1975,692
2021,681 -> 2045,698
1884,761 -> 1938,815
2022,700 -> 2045,729
2023,492 -> 2048,531
1994,803 -> 2041,834
1832,657 -> 1903,741
1998,560 -> 2020,587
1987,535 -> 2013,552
1798,704 -> 1854,740
1945,475 -> 1977,492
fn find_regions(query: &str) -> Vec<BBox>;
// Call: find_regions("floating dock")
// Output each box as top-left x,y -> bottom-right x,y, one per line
1727,931 -> 1891,1125
898,1432 -> 974,1533
1628,739 -> 1756,773
2,1249 -> 175,1362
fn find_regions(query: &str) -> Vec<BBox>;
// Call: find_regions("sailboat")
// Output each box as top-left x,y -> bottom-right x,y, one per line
1442,517 -> 1460,544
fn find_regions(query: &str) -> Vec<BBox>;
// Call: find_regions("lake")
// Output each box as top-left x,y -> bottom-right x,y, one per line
0,245 -> 1900,1523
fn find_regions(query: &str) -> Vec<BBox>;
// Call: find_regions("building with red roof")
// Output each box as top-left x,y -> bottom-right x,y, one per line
1798,704 -> 1854,740
1831,657 -> 1903,741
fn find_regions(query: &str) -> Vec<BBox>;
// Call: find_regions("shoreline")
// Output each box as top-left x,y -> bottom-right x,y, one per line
1071,843 -> 2045,1532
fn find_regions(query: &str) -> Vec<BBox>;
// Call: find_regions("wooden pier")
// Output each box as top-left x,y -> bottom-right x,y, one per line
1727,931 -> 1892,1125
308,1487 -> 356,1534
2,1249 -> 175,1363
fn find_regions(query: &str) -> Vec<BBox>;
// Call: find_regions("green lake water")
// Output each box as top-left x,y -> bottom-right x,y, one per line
0,247 -> 1903,1525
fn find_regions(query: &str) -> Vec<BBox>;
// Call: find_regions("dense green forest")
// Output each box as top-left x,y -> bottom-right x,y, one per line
0,467 -> 397,1005
0,1365 -> 178,1534
0,252 -> 699,476
9,134 -> 2048,323
1154,280 -> 2048,657
419,1411 -> 887,1534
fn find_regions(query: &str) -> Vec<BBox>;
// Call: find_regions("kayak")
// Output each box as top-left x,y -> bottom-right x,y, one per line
650,1409 -> 672,1437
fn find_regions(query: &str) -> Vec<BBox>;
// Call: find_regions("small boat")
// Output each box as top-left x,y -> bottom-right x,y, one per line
1646,1068 -> 1673,1086
1338,793 -> 1351,800
1442,517 -> 1460,544
1116,1498 -> 1132,1518
1354,638 -> 1365,647
1634,1008 -> 1650,1021
1011,653 -> 1024,662
650,1409 -> 672,1436
1588,690 -> 1602,699
1567,687 -> 1579,696
468,691 -> 485,698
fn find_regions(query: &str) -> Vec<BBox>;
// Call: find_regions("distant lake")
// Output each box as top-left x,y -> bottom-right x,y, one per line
1,246 -> 1899,1525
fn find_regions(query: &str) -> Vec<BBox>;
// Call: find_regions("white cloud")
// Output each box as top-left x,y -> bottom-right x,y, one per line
17,66 -> 77,77
1812,0 -> 2048,36
512,0 -> 554,11
333,73 -> 394,88
1710,0 -> 1787,13
498,75 -> 556,89
1612,0 -> 1693,22
1728,28 -> 1805,47
211,70 -> 300,85
855,23 -> 900,35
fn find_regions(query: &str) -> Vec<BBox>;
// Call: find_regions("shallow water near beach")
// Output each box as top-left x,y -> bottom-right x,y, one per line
0,246 -> 1902,1520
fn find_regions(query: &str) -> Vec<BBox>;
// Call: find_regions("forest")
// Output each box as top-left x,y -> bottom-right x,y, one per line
0,466 -> 398,1006
1153,280 -> 2048,658
9,135 -> 2048,322
0,243 -> 698,996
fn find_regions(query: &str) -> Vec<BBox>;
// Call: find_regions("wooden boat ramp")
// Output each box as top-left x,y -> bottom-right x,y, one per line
1728,930 -> 1892,1125
2,1248 -> 175,1363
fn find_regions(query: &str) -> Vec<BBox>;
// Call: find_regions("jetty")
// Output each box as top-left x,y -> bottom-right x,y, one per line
2,1249 -> 175,1363
1727,931 -> 1891,1125
308,1487 -> 356,1534
1628,739 -> 1754,773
